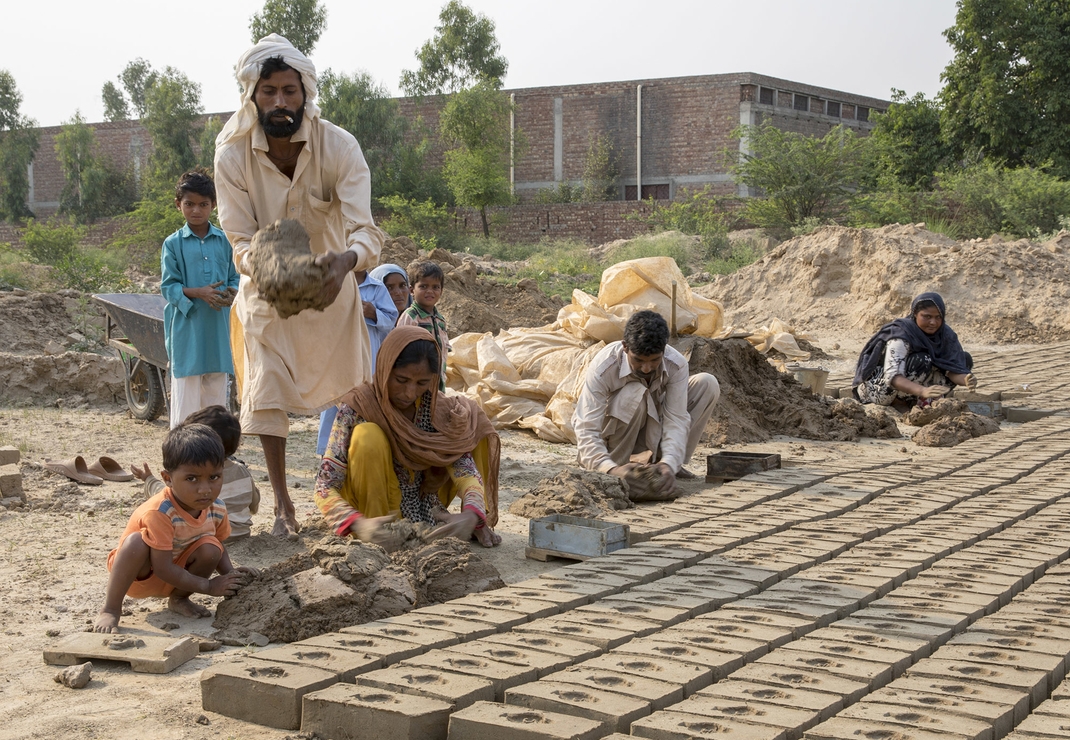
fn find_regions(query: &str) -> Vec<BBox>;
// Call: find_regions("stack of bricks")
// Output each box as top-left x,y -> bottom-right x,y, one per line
0,446 -> 23,508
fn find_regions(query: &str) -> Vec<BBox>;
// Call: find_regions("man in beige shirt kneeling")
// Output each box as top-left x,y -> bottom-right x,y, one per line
573,310 -> 720,499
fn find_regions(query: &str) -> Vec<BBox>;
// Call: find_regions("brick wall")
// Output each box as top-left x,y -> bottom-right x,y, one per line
0,219 -> 126,250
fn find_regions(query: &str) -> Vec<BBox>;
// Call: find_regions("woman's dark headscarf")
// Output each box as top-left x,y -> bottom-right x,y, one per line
852,292 -> 971,387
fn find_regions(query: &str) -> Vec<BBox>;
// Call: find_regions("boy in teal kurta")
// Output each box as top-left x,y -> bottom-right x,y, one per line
162,170 -> 240,428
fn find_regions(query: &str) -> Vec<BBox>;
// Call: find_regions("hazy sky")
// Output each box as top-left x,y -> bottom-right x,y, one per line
7,0 -> 960,127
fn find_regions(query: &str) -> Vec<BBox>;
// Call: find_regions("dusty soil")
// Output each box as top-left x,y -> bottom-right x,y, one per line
700,224 -> 1070,346
905,398 -> 1001,447
509,468 -> 633,519
681,336 -> 901,445
247,219 -> 330,319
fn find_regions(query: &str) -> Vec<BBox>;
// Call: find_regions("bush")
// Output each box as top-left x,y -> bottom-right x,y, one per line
21,218 -> 86,265
608,232 -> 695,275
533,182 -> 581,204
630,187 -> 731,258
937,161 -> 1070,238
112,186 -> 187,271
379,195 -> 456,250
705,241 -> 759,276
54,248 -> 130,293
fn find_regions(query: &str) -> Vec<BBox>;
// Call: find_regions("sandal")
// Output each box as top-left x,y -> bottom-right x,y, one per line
44,456 -> 104,486
88,457 -> 135,482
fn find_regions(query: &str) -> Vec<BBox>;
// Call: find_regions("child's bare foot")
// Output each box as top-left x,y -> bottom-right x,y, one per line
93,610 -> 121,633
473,526 -> 502,548
272,514 -> 300,541
168,595 -> 212,618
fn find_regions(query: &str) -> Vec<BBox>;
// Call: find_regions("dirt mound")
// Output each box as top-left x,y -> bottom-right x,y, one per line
212,535 -> 503,644
0,290 -> 103,355
681,336 -> 901,445
905,397 -> 1001,447
247,219 -> 329,319
509,468 -> 633,519
0,351 -> 123,407
380,237 -> 564,335
699,224 -> 1070,344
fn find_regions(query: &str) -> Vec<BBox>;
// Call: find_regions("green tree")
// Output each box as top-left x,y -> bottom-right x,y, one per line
865,89 -> 951,191
0,70 -> 39,221
198,115 -> 223,170
250,0 -> 327,56
732,122 -> 866,228
54,112 -> 136,222
400,0 -> 509,96
101,81 -> 130,122
439,81 -> 517,236
119,59 -> 158,119
581,133 -> 619,202
940,0 -> 1070,176
142,67 -> 203,188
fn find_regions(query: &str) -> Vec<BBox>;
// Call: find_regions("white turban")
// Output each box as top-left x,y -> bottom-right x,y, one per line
216,34 -> 321,149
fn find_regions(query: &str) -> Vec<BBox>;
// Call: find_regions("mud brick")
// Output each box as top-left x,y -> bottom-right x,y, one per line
630,709 -> 789,739
582,652 -> 713,696
811,626 -> 931,662
613,639 -> 744,680
552,664 -> 683,710
416,603 -> 529,630
599,551 -> 686,573
356,665 -> 494,709
535,569 -> 635,593
933,644 -> 1066,685
447,701 -> 603,740
401,650 -> 539,701
949,630 -> 1070,659
755,648 -> 894,689
723,595 -> 844,627
763,579 -> 873,606
730,663 -> 870,704
0,468 -> 22,499
711,607 -> 815,638
792,636 -> 913,677
697,679 -> 844,722
520,613 -> 657,649
627,542 -> 717,566
1014,712 -> 1070,738
655,627 -> 769,662
200,660 -> 337,730
367,613 -> 497,640
498,584 -> 596,609
248,644 -> 381,681
866,684 -> 1017,737
685,617 -> 797,650
887,584 -> 1001,612
480,633 -> 601,663
510,575 -> 618,602
905,658 -> 1049,707
920,573 -> 1023,601
800,567 -> 901,597
563,561 -> 665,585
804,716 -> 976,740
505,680 -> 650,735
655,572 -> 761,597
955,616 -> 1070,641
573,598 -> 690,626
301,682 -> 452,740
708,549 -> 808,576
680,559 -> 781,587
341,621 -> 461,651
837,700 -> 994,739
447,592 -> 560,620
651,531 -> 738,551
300,632 -> 430,664
851,603 -> 971,633
460,640 -> 576,678
670,694 -> 819,738
0,446 -> 19,465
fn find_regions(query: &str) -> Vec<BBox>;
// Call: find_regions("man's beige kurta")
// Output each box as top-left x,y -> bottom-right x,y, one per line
215,117 -> 383,418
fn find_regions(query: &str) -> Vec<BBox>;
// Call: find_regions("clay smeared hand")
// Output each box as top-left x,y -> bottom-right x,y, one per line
964,373 -> 978,390
350,514 -> 399,550
920,385 -> 951,399
206,571 -> 247,597
315,251 -> 359,307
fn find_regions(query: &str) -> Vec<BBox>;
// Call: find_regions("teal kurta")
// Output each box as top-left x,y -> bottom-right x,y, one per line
161,223 -> 240,378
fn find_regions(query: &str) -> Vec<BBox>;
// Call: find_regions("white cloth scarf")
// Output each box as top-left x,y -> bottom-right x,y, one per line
216,33 -> 322,149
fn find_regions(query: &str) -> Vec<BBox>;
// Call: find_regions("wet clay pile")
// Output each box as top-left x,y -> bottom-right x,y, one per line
510,468 -> 633,519
700,224 -> 1070,344
382,237 -> 564,334
0,291 -> 122,407
680,336 -> 901,445
247,219 -> 330,319
906,398 -> 1000,448
213,534 -> 504,644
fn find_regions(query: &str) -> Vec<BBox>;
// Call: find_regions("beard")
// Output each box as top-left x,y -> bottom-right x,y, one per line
257,104 -> 304,138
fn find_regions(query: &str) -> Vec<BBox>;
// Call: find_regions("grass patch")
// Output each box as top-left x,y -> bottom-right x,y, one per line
604,232 -> 696,274
705,241 -> 760,275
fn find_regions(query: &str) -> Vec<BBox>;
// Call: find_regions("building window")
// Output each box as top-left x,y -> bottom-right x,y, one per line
759,87 -> 774,105
794,95 -> 809,112
826,101 -> 841,118
857,106 -> 870,122
626,184 -> 670,201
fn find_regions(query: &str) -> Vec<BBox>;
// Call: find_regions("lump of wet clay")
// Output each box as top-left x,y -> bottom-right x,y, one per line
247,219 -> 330,319
54,661 -> 92,689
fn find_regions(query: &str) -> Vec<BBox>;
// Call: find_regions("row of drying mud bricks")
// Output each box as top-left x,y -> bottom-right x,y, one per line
0,446 -> 24,507
199,416 -> 1070,738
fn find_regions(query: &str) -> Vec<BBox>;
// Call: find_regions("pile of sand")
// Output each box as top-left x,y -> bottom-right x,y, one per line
680,337 -> 901,445
212,534 -> 503,644
906,398 -> 1001,447
699,224 -> 1070,344
247,219 -> 330,319
382,238 -> 564,335
509,469 -> 633,520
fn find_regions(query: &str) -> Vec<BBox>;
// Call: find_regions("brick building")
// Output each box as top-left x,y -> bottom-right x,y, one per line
24,72 -> 887,224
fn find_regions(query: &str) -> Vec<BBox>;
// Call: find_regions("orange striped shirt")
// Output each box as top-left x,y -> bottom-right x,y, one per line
118,488 -> 231,559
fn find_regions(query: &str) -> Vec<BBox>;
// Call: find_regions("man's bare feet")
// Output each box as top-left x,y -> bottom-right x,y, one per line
272,514 -> 300,541
93,610 -> 121,633
473,526 -> 502,548
168,595 -> 212,618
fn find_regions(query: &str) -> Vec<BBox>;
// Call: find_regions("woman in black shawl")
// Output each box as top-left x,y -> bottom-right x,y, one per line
853,292 -> 977,409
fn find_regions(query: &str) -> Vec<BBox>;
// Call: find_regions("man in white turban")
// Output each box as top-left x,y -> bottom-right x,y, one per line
215,34 -> 383,538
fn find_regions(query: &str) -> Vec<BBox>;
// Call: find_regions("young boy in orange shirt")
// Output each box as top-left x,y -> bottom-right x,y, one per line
93,423 -> 257,633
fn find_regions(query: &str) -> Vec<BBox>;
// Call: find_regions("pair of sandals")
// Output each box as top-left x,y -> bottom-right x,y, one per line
44,456 -> 134,486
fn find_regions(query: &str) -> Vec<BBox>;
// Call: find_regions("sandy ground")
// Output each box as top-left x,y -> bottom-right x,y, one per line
0,401 -> 928,740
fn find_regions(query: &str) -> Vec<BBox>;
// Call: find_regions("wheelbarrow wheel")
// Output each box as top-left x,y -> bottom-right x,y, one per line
126,360 -> 166,421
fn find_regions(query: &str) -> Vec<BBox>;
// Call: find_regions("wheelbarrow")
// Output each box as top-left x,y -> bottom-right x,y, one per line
92,293 -> 169,421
